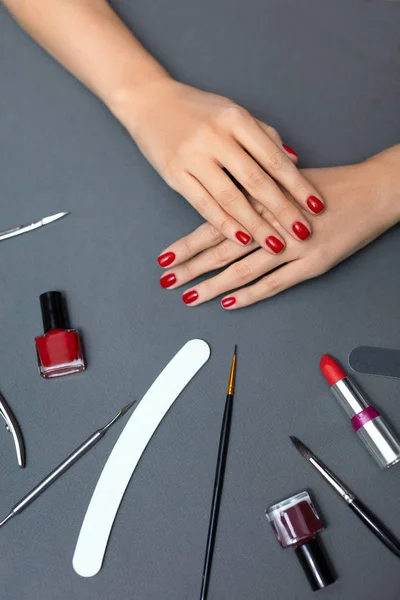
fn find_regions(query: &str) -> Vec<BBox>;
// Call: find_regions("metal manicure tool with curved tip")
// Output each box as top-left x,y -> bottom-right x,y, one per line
0,402 -> 135,529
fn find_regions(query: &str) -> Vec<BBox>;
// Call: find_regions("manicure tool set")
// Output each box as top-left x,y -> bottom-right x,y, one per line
2,210 -> 400,597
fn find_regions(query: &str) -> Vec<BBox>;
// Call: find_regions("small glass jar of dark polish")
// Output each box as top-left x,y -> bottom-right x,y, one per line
266,490 -> 336,592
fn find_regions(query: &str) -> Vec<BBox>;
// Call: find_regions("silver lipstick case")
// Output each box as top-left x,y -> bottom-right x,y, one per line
332,378 -> 400,469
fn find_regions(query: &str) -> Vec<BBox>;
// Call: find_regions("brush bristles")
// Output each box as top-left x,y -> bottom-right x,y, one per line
289,436 -> 313,460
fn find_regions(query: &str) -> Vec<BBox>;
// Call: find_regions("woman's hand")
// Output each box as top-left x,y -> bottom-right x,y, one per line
4,0 -> 323,252
157,146 -> 400,308
116,79 -> 325,256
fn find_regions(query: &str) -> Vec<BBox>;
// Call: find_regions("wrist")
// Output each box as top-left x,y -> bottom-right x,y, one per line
107,67 -> 172,133
363,145 -> 400,225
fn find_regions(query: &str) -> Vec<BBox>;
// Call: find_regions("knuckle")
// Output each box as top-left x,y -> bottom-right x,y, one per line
221,104 -> 250,125
291,176 -> 311,198
264,275 -> 281,295
206,223 -> 222,242
247,219 -> 264,236
266,125 -> 279,139
218,187 -> 241,208
182,261 -> 195,279
242,168 -> 269,192
194,193 -> 212,213
308,248 -> 332,276
218,217 -> 233,236
243,286 -> 257,305
181,237 -> 193,256
231,260 -> 253,282
212,242 -> 232,267
162,161 -> 180,189
275,203 -> 295,224
267,149 -> 291,173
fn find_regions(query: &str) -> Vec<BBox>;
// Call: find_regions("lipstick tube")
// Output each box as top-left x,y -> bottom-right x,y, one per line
320,354 -> 400,469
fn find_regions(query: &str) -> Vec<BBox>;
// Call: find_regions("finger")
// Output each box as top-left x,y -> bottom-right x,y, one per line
180,248 -> 286,306
158,221 -> 225,269
160,237 -> 258,289
218,137 -> 312,242
178,173 -> 253,248
157,193 -> 272,270
221,259 -> 311,309
233,116 -> 325,216
192,160 -> 287,255
256,120 -> 299,164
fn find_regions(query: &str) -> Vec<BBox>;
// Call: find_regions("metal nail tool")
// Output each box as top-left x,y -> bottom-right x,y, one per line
0,212 -> 69,242
0,402 -> 135,528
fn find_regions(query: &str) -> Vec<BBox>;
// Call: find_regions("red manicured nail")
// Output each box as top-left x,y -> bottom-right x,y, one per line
182,290 -> 198,305
158,252 -> 176,268
221,296 -> 236,308
282,144 -> 298,158
236,231 -> 251,245
266,236 -> 284,254
292,222 -> 311,240
307,195 -> 324,214
160,273 -> 176,289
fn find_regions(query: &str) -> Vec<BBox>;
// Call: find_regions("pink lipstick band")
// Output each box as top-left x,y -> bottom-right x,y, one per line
351,407 -> 380,432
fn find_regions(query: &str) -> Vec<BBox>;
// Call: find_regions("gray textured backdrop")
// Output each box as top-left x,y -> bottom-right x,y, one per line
1,1 -> 400,598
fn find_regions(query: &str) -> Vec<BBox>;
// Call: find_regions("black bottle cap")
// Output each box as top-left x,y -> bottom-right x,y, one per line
294,538 -> 336,591
40,291 -> 69,333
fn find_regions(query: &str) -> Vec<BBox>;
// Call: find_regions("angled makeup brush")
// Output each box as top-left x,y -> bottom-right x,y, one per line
200,345 -> 237,600
290,436 -> 400,558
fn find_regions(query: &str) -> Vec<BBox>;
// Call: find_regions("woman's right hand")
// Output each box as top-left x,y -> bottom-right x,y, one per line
113,78 -> 325,259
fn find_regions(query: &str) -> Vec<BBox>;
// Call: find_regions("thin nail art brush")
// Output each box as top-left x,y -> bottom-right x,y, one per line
290,436 -> 400,558
199,345 -> 237,600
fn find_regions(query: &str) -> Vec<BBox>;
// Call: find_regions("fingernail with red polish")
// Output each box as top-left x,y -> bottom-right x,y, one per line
266,236 -> 285,254
236,231 -> 251,245
282,144 -> 298,158
160,273 -> 176,289
182,290 -> 199,305
292,222 -> 311,240
221,296 -> 236,308
307,195 -> 324,214
158,252 -> 176,268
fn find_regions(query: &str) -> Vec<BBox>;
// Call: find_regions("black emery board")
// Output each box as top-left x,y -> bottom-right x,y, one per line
349,346 -> 400,379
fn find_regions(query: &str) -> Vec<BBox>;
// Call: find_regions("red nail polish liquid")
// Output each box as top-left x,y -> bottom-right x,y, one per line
35,291 -> 85,379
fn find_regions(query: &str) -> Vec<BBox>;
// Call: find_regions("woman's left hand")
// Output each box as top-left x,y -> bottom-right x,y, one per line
157,146 -> 400,309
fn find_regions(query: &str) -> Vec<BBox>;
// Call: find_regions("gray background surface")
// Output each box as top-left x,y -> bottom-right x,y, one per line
0,1 -> 400,598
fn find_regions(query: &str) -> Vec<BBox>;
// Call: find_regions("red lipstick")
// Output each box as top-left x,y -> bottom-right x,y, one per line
320,354 -> 346,386
320,354 -> 400,469
266,491 -> 335,591
35,291 -> 85,379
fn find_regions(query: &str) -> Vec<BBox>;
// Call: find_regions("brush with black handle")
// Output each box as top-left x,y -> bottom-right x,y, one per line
199,346 -> 237,600
290,436 -> 400,558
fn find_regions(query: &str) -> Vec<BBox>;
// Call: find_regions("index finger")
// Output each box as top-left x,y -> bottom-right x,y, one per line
234,118 -> 325,216
158,222 -> 224,268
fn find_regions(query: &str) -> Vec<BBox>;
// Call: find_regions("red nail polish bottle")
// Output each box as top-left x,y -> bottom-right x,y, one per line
35,291 -> 85,379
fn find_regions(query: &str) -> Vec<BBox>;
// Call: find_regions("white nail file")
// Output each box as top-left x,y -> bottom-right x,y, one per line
72,339 -> 211,577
